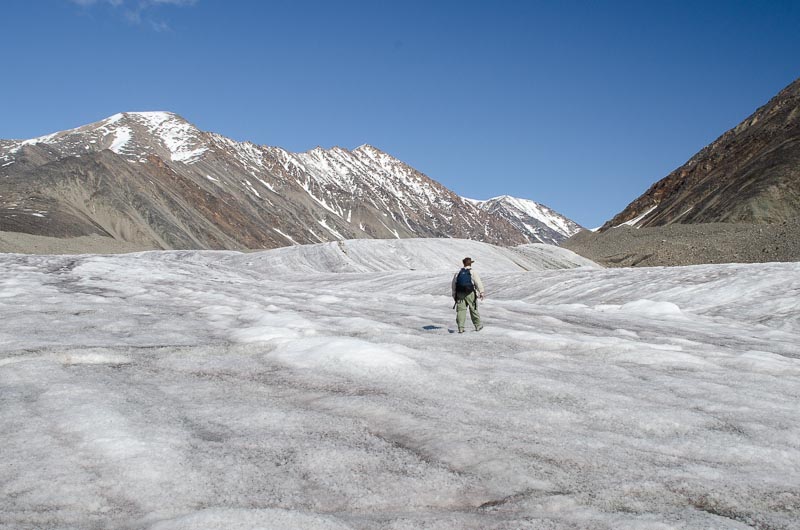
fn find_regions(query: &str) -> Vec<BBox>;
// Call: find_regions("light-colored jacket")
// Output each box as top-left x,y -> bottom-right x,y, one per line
451,266 -> 485,298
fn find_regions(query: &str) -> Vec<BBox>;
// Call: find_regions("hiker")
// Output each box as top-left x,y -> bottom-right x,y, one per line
452,257 -> 485,333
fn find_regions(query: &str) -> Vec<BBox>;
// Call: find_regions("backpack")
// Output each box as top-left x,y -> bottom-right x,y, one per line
455,268 -> 475,295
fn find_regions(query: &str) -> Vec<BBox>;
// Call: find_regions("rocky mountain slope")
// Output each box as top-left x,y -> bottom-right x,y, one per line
0,112 -> 580,252
471,195 -> 582,244
563,77 -> 800,267
602,77 -> 800,230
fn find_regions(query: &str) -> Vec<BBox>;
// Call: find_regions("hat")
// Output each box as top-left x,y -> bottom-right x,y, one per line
462,257 -> 474,266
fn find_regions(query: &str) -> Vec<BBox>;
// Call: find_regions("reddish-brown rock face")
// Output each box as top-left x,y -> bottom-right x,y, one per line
601,77 -> 800,231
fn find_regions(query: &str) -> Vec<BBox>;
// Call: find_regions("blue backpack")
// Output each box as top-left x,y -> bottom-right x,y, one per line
455,268 -> 474,295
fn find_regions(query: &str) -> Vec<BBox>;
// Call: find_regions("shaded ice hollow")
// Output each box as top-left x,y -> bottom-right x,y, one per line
1,238 -> 798,529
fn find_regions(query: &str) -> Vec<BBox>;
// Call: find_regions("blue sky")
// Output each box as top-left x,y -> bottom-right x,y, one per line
2,1 -> 799,227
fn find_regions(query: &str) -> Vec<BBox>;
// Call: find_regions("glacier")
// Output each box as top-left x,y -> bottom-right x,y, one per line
1,239 -> 798,529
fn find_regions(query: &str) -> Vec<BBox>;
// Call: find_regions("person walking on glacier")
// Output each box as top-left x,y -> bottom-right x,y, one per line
452,257 -> 485,333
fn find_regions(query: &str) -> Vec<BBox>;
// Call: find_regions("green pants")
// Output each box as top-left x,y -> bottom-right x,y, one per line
455,292 -> 482,331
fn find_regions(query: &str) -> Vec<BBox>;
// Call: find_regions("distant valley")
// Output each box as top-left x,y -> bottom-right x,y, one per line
3,76 -> 799,267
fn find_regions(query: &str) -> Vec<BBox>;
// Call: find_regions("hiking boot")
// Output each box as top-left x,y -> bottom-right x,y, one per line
475,325 -> 483,332
458,328 -> 465,334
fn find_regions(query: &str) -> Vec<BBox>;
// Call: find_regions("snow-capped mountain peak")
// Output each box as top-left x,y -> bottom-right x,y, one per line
474,195 -> 583,244
0,112 -> 582,250
1,111 -> 209,166
103,111 -> 208,163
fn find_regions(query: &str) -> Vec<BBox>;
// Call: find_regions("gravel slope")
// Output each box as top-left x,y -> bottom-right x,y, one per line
0,231 -> 156,255
561,218 -> 800,267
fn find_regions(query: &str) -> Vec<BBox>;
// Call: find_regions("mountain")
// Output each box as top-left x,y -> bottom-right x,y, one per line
601,77 -> 800,230
470,195 -> 582,244
562,77 -> 800,267
0,112 -> 579,252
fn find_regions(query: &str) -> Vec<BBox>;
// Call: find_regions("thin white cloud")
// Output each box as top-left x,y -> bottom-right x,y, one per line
69,0 -> 197,30
150,19 -> 171,32
71,0 -> 124,5
71,0 -> 195,6
148,0 -> 198,5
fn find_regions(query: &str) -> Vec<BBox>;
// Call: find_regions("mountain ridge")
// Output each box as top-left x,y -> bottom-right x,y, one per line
472,195 -> 582,245
601,77 -> 800,230
562,77 -> 800,267
0,112 -> 582,252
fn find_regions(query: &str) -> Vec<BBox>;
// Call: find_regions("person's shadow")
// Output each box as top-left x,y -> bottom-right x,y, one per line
422,325 -> 456,334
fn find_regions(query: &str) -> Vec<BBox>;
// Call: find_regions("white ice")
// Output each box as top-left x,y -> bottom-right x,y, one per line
618,205 -> 659,228
109,126 -> 133,154
1,239 -> 798,529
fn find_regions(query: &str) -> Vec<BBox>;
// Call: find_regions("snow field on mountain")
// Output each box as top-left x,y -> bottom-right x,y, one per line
485,195 -> 582,237
109,126 -> 133,154
1,240 -> 798,529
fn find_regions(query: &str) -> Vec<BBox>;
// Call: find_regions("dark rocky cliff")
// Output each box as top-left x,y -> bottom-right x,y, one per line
602,77 -> 800,230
